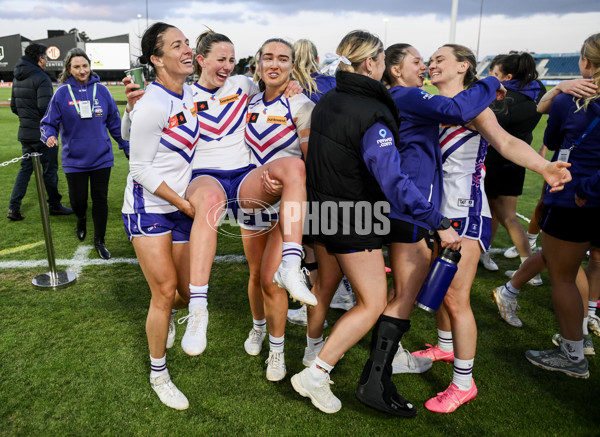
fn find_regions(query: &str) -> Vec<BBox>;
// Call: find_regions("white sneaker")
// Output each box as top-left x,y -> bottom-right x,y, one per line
505,269 -> 542,286
303,339 -> 326,367
150,374 -> 189,410
287,305 -> 328,328
179,307 -> 209,356
589,314 -> 600,337
503,246 -> 519,259
244,328 -> 266,356
291,368 -> 341,414
492,286 -> 522,327
166,312 -> 176,349
273,263 -> 318,306
392,344 -> 432,374
330,277 -> 356,310
265,350 -> 286,381
479,251 -> 499,271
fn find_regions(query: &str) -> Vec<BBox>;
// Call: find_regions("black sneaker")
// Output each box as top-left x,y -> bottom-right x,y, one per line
49,205 -> 73,216
7,210 -> 25,221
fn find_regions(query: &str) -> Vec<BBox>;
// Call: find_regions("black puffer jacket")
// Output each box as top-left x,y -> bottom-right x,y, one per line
10,56 -> 53,144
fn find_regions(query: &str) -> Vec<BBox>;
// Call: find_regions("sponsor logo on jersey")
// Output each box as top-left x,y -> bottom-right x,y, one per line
68,100 -> 81,105
266,115 -> 287,125
168,111 -> 187,129
376,128 -> 393,147
195,101 -> 209,112
262,108 -> 267,115
420,91 -> 434,100
210,94 -> 216,101
219,94 -> 240,105
190,105 -> 197,117
247,112 -> 259,124
457,198 -> 474,207
94,107 -> 103,117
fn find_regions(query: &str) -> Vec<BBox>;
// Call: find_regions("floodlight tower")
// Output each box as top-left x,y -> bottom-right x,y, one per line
449,0 -> 459,43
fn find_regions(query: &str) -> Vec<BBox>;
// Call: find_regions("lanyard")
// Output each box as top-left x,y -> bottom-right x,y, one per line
67,83 -> 97,115
572,116 -> 600,149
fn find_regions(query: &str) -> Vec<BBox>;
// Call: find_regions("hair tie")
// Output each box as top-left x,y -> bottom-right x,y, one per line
320,53 -> 351,76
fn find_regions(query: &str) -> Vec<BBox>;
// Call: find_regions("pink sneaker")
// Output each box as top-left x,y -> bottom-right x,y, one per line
424,380 -> 477,413
411,344 -> 454,363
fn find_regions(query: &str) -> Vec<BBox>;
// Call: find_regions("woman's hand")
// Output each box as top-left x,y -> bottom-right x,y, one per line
179,199 -> 195,218
46,136 -> 58,148
123,76 -> 145,112
557,78 -> 598,99
283,80 -> 303,98
575,193 -> 587,207
437,227 -> 462,251
496,84 -> 507,101
542,161 -> 572,192
261,170 -> 283,197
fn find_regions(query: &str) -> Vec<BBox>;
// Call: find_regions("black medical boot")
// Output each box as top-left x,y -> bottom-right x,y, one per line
356,315 -> 417,417
94,237 -> 111,260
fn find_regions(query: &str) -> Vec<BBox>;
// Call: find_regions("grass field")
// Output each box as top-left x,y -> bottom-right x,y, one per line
0,84 -> 598,436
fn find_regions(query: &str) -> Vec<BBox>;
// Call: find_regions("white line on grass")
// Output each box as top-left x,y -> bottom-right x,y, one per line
0,245 -> 247,273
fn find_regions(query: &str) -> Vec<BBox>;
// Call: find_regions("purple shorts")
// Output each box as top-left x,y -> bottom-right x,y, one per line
449,216 -> 492,251
122,211 -> 193,242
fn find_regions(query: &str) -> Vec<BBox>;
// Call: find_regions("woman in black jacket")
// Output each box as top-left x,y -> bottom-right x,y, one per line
482,52 -> 546,273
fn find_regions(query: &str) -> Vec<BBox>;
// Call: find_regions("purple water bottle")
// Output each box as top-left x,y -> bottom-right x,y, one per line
416,248 -> 461,313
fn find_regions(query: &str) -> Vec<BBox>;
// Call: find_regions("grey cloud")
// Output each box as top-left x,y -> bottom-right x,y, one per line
0,0 -> 597,24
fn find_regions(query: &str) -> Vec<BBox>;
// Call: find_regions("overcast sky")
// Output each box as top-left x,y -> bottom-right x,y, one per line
1,0 -> 598,61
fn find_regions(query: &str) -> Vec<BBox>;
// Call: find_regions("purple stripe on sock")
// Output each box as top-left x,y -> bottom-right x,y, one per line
190,292 -> 207,299
151,364 -> 167,372
282,248 -> 303,257
269,340 -> 284,347
454,366 -> 473,376
255,321 -> 266,327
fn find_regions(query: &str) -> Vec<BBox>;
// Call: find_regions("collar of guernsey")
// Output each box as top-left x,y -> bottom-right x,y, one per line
66,82 -> 97,115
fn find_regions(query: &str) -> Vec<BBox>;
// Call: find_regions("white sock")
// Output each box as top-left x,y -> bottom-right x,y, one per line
437,329 -> 454,352
307,335 -> 324,350
527,232 -> 538,243
150,354 -> 168,378
269,334 -> 285,353
502,281 -> 520,299
281,242 -> 303,270
452,357 -> 474,390
189,284 -> 208,311
253,318 -> 267,332
589,301 -> 597,317
308,356 -> 333,379
583,317 -> 589,336
520,256 -> 528,264
560,338 -> 585,362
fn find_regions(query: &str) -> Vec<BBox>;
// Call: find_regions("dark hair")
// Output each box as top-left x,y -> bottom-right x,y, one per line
139,22 -> 175,69
255,38 -> 295,92
491,52 -> 538,89
442,44 -> 478,89
58,48 -> 95,83
382,43 -> 413,87
24,43 -> 47,62
194,29 -> 233,76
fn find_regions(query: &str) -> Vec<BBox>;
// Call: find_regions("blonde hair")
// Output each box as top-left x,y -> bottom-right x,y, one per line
577,33 -> 600,111
58,48 -> 95,84
293,39 -> 318,95
336,30 -> 383,74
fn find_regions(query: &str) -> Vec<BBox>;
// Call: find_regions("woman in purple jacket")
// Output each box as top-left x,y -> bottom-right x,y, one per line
525,33 -> 600,379
41,48 -> 128,259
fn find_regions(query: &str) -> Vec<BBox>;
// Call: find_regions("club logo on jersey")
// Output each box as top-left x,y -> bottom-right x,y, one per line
196,101 -> 209,112
219,94 -> 240,105
247,113 -> 259,123
457,198 -> 474,207
94,107 -> 103,117
168,111 -> 187,128
266,115 -> 287,125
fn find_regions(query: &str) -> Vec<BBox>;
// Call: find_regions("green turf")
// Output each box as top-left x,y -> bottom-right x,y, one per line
0,88 -> 598,436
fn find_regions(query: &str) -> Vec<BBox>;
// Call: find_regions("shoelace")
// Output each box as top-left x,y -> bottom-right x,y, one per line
249,329 -> 265,342
266,352 -> 283,367
177,313 -> 202,332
